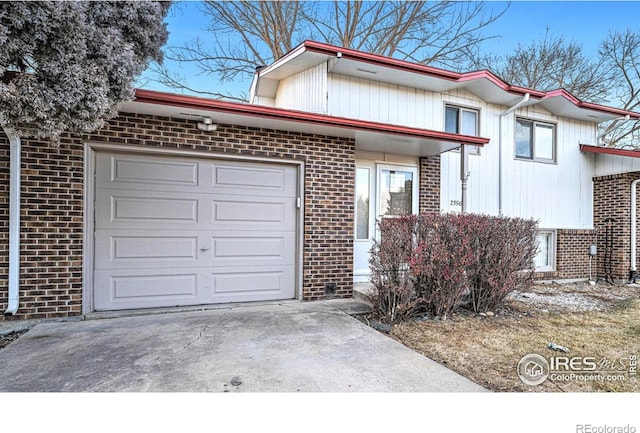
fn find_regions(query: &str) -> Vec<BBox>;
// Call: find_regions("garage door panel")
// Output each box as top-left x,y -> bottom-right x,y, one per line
211,265 -> 295,302
211,161 -> 297,197
95,230 -> 207,269
94,151 -> 298,311
95,189 -> 201,228
93,269 -> 209,311
96,153 -> 211,193
210,232 -> 295,267
212,196 -> 296,230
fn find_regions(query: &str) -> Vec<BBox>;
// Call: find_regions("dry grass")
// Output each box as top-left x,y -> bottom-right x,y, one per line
391,284 -> 640,392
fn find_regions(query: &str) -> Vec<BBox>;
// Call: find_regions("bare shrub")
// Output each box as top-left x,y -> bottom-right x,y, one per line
466,215 -> 538,312
368,212 -> 539,323
368,216 -> 420,324
410,213 -> 474,318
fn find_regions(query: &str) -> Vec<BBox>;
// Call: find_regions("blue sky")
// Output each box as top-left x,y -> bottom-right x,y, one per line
139,1 -> 640,98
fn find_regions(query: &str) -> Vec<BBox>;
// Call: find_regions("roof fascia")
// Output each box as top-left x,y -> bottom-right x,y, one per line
580,144 -> 640,158
545,90 -> 640,120
268,41 -> 640,120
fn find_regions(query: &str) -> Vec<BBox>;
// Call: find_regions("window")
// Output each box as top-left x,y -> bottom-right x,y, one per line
515,119 -> 555,162
534,231 -> 556,271
379,168 -> 414,216
355,167 -> 370,240
445,105 -> 480,154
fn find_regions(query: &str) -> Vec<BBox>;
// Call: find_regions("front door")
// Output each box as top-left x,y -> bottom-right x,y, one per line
353,162 -> 418,282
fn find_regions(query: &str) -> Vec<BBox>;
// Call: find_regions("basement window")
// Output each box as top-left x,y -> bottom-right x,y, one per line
534,230 -> 556,272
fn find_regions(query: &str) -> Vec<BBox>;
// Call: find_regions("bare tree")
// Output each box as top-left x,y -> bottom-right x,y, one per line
151,1 -> 507,100
476,30 -> 610,103
598,29 -> 640,148
0,1 -> 170,143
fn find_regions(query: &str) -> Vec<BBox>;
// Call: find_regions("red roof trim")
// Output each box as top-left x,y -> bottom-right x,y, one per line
304,41 -> 546,98
297,41 -> 640,119
580,144 -> 640,158
133,89 -> 489,146
544,89 -> 640,119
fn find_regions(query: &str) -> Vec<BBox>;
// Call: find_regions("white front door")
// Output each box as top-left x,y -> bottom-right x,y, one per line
353,162 -> 418,282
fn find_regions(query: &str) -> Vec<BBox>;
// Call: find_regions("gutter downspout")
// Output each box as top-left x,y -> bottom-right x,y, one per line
460,144 -> 469,214
598,114 -> 630,145
499,93 -> 530,215
629,179 -> 640,283
3,125 -> 21,315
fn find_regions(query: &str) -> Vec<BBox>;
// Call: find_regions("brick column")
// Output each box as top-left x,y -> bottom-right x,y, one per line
419,155 -> 440,214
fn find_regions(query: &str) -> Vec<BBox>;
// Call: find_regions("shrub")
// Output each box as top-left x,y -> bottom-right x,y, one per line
465,215 -> 538,312
368,212 -> 539,323
410,213 -> 474,318
368,216 -> 420,324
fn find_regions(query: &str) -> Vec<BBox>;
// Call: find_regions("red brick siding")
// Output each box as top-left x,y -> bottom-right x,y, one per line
1,113 -> 355,320
532,229 -> 597,281
419,155 -> 440,213
593,172 -> 640,282
555,229 -> 598,279
0,137 -> 85,320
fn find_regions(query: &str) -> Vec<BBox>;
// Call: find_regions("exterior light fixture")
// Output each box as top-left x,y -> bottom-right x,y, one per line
197,117 -> 217,132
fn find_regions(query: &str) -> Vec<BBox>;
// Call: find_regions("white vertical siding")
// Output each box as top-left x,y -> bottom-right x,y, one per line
326,72 -> 599,228
274,63 -> 327,113
328,73 -> 439,127
252,96 -> 275,106
594,153 -> 640,176
496,108 -> 595,229
440,103 -> 501,216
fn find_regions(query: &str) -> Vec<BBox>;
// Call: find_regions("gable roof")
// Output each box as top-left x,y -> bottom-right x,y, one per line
120,89 -> 489,157
252,40 -> 640,123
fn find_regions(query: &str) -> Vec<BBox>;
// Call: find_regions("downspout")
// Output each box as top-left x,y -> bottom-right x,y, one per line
3,125 -> 21,315
460,144 -> 469,214
248,65 -> 265,105
629,179 -> 640,283
598,114 -> 630,145
498,93 -> 530,215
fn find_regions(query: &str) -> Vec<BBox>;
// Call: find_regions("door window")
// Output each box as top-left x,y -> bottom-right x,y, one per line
379,168 -> 415,216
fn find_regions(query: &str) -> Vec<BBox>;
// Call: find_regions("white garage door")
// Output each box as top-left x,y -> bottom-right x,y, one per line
93,152 -> 298,311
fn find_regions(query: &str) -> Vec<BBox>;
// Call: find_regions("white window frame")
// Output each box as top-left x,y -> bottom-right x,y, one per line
515,118 -> 557,163
534,230 -> 556,272
376,164 -> 419,219
444,103 -> 481,155
354,166 -> 372,241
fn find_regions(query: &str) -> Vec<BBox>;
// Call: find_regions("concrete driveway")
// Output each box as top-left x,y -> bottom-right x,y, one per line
0,300 -> 486,392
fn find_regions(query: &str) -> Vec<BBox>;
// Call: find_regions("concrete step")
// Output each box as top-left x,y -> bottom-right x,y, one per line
353,282 -> 373,305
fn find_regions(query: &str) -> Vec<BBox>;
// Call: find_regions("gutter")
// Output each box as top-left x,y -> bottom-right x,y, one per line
2,125 -> 21,315
498,93 -> 531,215
598,114 -> 631,145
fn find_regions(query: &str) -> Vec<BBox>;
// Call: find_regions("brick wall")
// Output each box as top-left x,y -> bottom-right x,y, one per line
1,113 -> 355,320
419,155 -> 441,213
555,229 -> 598,280
0,136 -> 85,321
593,172 -> 640,282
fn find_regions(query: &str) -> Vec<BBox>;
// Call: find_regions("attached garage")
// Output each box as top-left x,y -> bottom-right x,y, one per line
92,151 -> 299,311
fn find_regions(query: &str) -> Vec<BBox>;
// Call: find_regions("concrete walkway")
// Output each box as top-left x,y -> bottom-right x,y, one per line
0,300 -> 486,392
